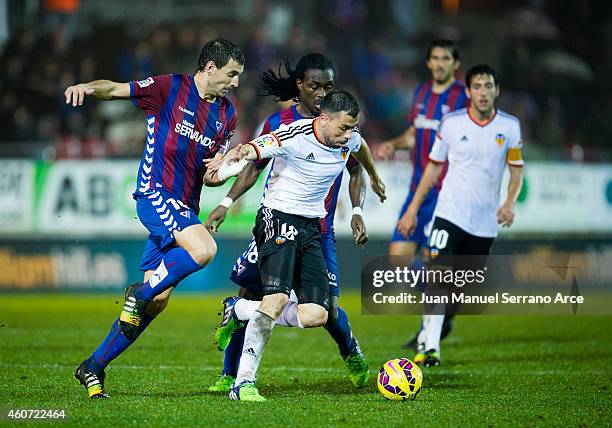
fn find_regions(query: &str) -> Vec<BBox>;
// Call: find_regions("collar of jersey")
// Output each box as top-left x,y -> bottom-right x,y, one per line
191,75 -> 221,104
468,107 -> 497,127
430,78 -> 458,95
312,118 -> 328,147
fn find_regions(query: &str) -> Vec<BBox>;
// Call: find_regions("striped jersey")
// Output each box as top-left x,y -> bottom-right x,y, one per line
130,74 -> 237,213
430,108 -> 524,237
255,106 -> 359,234
248,118 -> 361,219
408,79 -> 469,194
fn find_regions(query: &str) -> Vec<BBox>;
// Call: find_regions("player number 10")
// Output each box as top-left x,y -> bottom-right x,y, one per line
430,229 -> 449,249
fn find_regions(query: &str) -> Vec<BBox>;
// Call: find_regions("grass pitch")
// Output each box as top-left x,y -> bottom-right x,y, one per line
1,292 -> 610,427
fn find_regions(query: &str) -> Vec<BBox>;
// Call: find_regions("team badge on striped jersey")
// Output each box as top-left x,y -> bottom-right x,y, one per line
495,133 -> 506,146
137,77 -> 154,88
341,146 -> 349,160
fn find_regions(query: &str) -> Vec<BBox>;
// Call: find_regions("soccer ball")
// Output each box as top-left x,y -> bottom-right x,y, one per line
377,358 -> 423,400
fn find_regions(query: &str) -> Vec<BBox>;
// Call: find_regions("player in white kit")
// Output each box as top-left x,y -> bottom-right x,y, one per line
400,64 -> 524,367
206,90 -> 386,400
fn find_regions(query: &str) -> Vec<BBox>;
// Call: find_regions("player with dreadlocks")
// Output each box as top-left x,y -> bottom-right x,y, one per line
205,53 -> 375,398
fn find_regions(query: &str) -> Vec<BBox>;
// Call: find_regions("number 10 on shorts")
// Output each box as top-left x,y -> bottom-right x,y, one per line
429,229 -> 449,249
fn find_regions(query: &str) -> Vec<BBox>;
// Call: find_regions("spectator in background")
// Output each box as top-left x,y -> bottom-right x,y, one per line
41,0 -> 80,52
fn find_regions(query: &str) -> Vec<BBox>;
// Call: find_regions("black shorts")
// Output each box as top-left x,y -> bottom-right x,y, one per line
428,217 -> 494,269
253,207 -> 329,309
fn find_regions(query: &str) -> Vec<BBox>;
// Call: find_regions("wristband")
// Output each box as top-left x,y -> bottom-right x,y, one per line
219,197 -> 233,209
352,206 -> 363,217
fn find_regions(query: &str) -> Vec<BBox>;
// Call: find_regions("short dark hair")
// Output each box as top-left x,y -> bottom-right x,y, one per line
465,64 -> 498,87
320,90 -> 359,118
259,53 -> 335,101
427,39 -> 460,61
197,38 -> 244,71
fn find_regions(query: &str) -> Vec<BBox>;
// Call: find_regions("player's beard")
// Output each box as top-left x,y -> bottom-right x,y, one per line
434,70 -> 453,85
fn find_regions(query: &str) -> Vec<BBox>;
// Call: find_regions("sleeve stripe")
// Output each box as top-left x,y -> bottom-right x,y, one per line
275,124 -> 310,141
429,156 -> 445,164
271,132 -> 283,147
246,142 -> 262,160
128,81 -> 138,107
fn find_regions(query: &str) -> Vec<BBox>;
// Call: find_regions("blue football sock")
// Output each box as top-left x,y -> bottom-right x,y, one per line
135,247 -> 201,300
222,325 -> 246,377
89,313 -> 155,372
324,306 -> 356,358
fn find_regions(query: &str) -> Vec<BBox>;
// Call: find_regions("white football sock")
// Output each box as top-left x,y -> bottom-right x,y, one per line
417,315 -> 427,345
274,301 -> 303,328
234,299 -> 260,321
235,310 -> 275,385
424,314 -> 444,352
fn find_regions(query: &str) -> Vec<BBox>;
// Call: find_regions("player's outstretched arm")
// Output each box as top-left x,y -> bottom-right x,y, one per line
397,161 -> 444,238
204,162 -> 263,234
354,138 -> 386,203
376,127 -> 415,159
64,80 -> 130,106
497,165 -> 523,228
348,162 -> 368,246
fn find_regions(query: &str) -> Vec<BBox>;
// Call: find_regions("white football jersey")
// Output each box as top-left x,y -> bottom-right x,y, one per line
246,118 -> 361,218
430,108 -> 524,238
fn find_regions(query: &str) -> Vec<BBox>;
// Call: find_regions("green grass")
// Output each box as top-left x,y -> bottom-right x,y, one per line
0,292 -> 610,427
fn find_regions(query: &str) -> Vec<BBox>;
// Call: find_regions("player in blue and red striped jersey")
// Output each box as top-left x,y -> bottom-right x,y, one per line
65,39 -> 245,399
377,40 -> 469,349
204,54 -> 371,397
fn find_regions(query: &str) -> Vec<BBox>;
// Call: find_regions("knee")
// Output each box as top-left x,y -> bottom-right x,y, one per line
188,240 -> 217,266
299,304 -> 328,327
261,293 -> 289,318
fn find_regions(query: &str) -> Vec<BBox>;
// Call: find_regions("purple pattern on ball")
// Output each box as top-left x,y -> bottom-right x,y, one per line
398,358 -> 408,367
381,372 -> 389,385
384,384 -> 396,394
403,368 -> 414,380
394,386 -> 407,397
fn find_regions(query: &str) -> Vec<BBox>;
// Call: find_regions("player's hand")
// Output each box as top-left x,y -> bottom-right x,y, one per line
64,84 -> 95,107
370,175 -> 387,202
203,157 -> 223,172
204,144 -> 244,172
204,150 -> 234,172
351,214 -> 368,247
376,142 -> 395,160
497,202 -> 515,228
204,205 -> 228,234
396,207 -> 417,238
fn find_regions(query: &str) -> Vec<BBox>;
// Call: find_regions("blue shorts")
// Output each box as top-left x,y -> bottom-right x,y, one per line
230,232 -> 341,297
391,191 -> 437,248
136,190 -> 201,271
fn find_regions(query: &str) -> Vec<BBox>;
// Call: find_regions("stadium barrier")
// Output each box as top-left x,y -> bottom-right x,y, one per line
1,159 -> 610,290
0,236 -> 610,291
1,160 -> 611,237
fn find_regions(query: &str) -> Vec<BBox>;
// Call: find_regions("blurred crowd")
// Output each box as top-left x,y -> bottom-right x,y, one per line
1,0 -> 609,162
